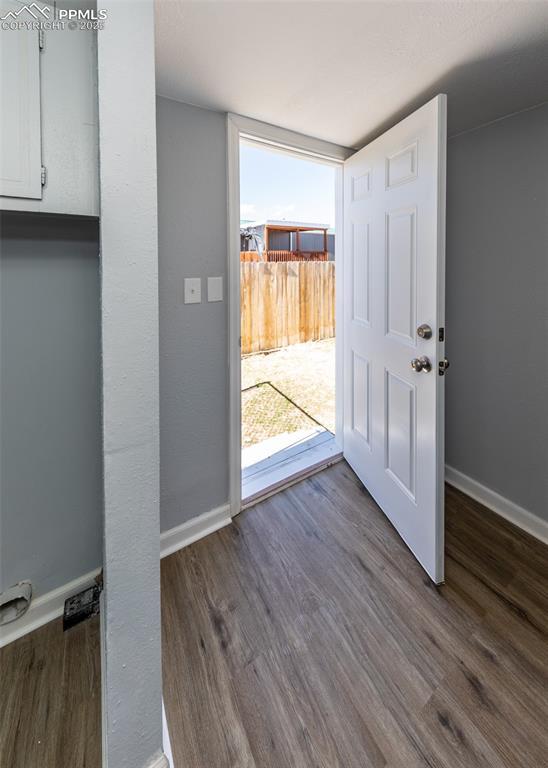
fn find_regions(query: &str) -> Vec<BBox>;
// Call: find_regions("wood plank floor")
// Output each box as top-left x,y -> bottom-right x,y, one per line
1,460 -> 547,767
162,462 -> 548,768
0,616 -> 101,768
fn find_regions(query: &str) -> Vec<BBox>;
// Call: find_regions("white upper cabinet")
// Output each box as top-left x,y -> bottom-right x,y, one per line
0,0 -> 99,216
0,1 -> 42,199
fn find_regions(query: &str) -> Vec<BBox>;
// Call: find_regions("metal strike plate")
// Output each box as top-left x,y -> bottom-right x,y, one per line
438,358 -> 450,376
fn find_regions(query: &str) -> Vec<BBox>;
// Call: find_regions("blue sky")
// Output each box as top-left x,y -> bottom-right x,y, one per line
240,143 -> 336,228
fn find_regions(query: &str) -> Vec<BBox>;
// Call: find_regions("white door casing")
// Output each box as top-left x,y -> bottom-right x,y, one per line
343,95 -> 447,583
226,113 -> 352,516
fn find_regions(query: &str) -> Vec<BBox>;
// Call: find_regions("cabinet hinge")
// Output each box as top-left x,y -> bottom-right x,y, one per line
41,166 -> 47,186
38,29 -> 44,50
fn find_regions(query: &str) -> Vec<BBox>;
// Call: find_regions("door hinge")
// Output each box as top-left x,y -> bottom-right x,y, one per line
41,166 -> 47,186
38,29 -> 44,50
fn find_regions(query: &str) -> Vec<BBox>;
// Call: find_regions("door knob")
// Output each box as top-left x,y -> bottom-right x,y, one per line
417,324 -> 432,339
411,356 -> 432,373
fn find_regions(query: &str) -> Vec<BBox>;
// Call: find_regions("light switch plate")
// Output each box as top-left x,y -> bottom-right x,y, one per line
207,276 -> 223,302
184,277 -> 201,304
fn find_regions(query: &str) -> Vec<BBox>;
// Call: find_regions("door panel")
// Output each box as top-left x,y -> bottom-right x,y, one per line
352,221 -> 370,324
343,95 -> 446,583
385,370 -> 416,498
352,352 -> 370,445
386,206 -> 416,342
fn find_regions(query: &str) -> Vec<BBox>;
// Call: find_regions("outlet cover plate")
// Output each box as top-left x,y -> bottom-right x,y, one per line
207,276 -> 223,302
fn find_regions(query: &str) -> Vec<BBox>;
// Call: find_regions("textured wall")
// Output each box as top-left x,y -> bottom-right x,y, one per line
98,2 -> 164,766
446,102 -> 548,522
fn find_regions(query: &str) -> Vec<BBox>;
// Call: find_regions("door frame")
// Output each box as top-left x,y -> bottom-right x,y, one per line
227,113 -> 353,516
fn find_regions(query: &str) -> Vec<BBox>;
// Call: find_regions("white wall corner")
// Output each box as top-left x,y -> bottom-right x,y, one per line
160,504 -> 232,559
445,465 -> 548,545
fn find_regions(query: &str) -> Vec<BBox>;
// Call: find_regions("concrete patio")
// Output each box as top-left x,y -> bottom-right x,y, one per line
241,338 -> 335,467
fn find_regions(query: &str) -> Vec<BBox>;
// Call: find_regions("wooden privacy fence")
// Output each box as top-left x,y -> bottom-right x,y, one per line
241,261 -> 335,354
240,250 -> 329,262
240,250 -> 261,262
264,250 -> 329,262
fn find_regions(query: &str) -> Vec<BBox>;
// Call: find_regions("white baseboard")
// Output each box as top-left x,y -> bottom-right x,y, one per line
160,503 -> 232,559
145,751 -> 170,768
162,700 -> 175,767
0,568 -> 101,649
0,505 -> 231,649
445,465 -> 548,545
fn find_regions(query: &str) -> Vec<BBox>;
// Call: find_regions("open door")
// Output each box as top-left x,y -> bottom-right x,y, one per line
343,95 -> 447,583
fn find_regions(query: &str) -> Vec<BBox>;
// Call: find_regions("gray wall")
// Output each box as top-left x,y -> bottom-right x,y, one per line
270,228 -> 291,250
291,231 -> 335,257
157,97 -> 548,533
0,212 -> 102,597
2,100 -> 543,607
157,97 -> 229,530
446,102 -> 548,522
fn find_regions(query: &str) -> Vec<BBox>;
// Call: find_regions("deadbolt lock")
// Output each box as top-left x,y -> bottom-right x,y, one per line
417,324 -> 433,339
411,356 -> 432,373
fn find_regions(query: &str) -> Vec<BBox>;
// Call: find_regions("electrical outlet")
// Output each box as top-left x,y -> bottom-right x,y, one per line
63,583 -> 101,631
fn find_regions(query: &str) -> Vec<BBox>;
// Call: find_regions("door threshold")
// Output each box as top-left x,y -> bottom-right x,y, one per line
241,433 -> 343,509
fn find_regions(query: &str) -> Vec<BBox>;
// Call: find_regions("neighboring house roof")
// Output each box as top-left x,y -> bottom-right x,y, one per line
241,219 -> 330,232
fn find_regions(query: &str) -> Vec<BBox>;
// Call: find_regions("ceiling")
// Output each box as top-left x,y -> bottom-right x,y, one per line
155,1 -> 548,149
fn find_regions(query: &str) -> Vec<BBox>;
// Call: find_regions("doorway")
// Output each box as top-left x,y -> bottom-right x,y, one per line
228,97 -> 446,583
227,117 -> 350,515
239,142 -> 342,505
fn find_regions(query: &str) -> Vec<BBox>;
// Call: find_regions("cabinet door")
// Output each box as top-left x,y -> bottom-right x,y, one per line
0,1 -> 42,199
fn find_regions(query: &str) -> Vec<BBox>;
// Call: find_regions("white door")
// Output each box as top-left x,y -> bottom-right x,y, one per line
343,95 -> 447,583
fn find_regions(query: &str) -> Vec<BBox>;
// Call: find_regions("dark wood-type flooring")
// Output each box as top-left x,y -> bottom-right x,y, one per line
162,462 -> 548,768
0,615 -> 101,767
1,461 -> 547,767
